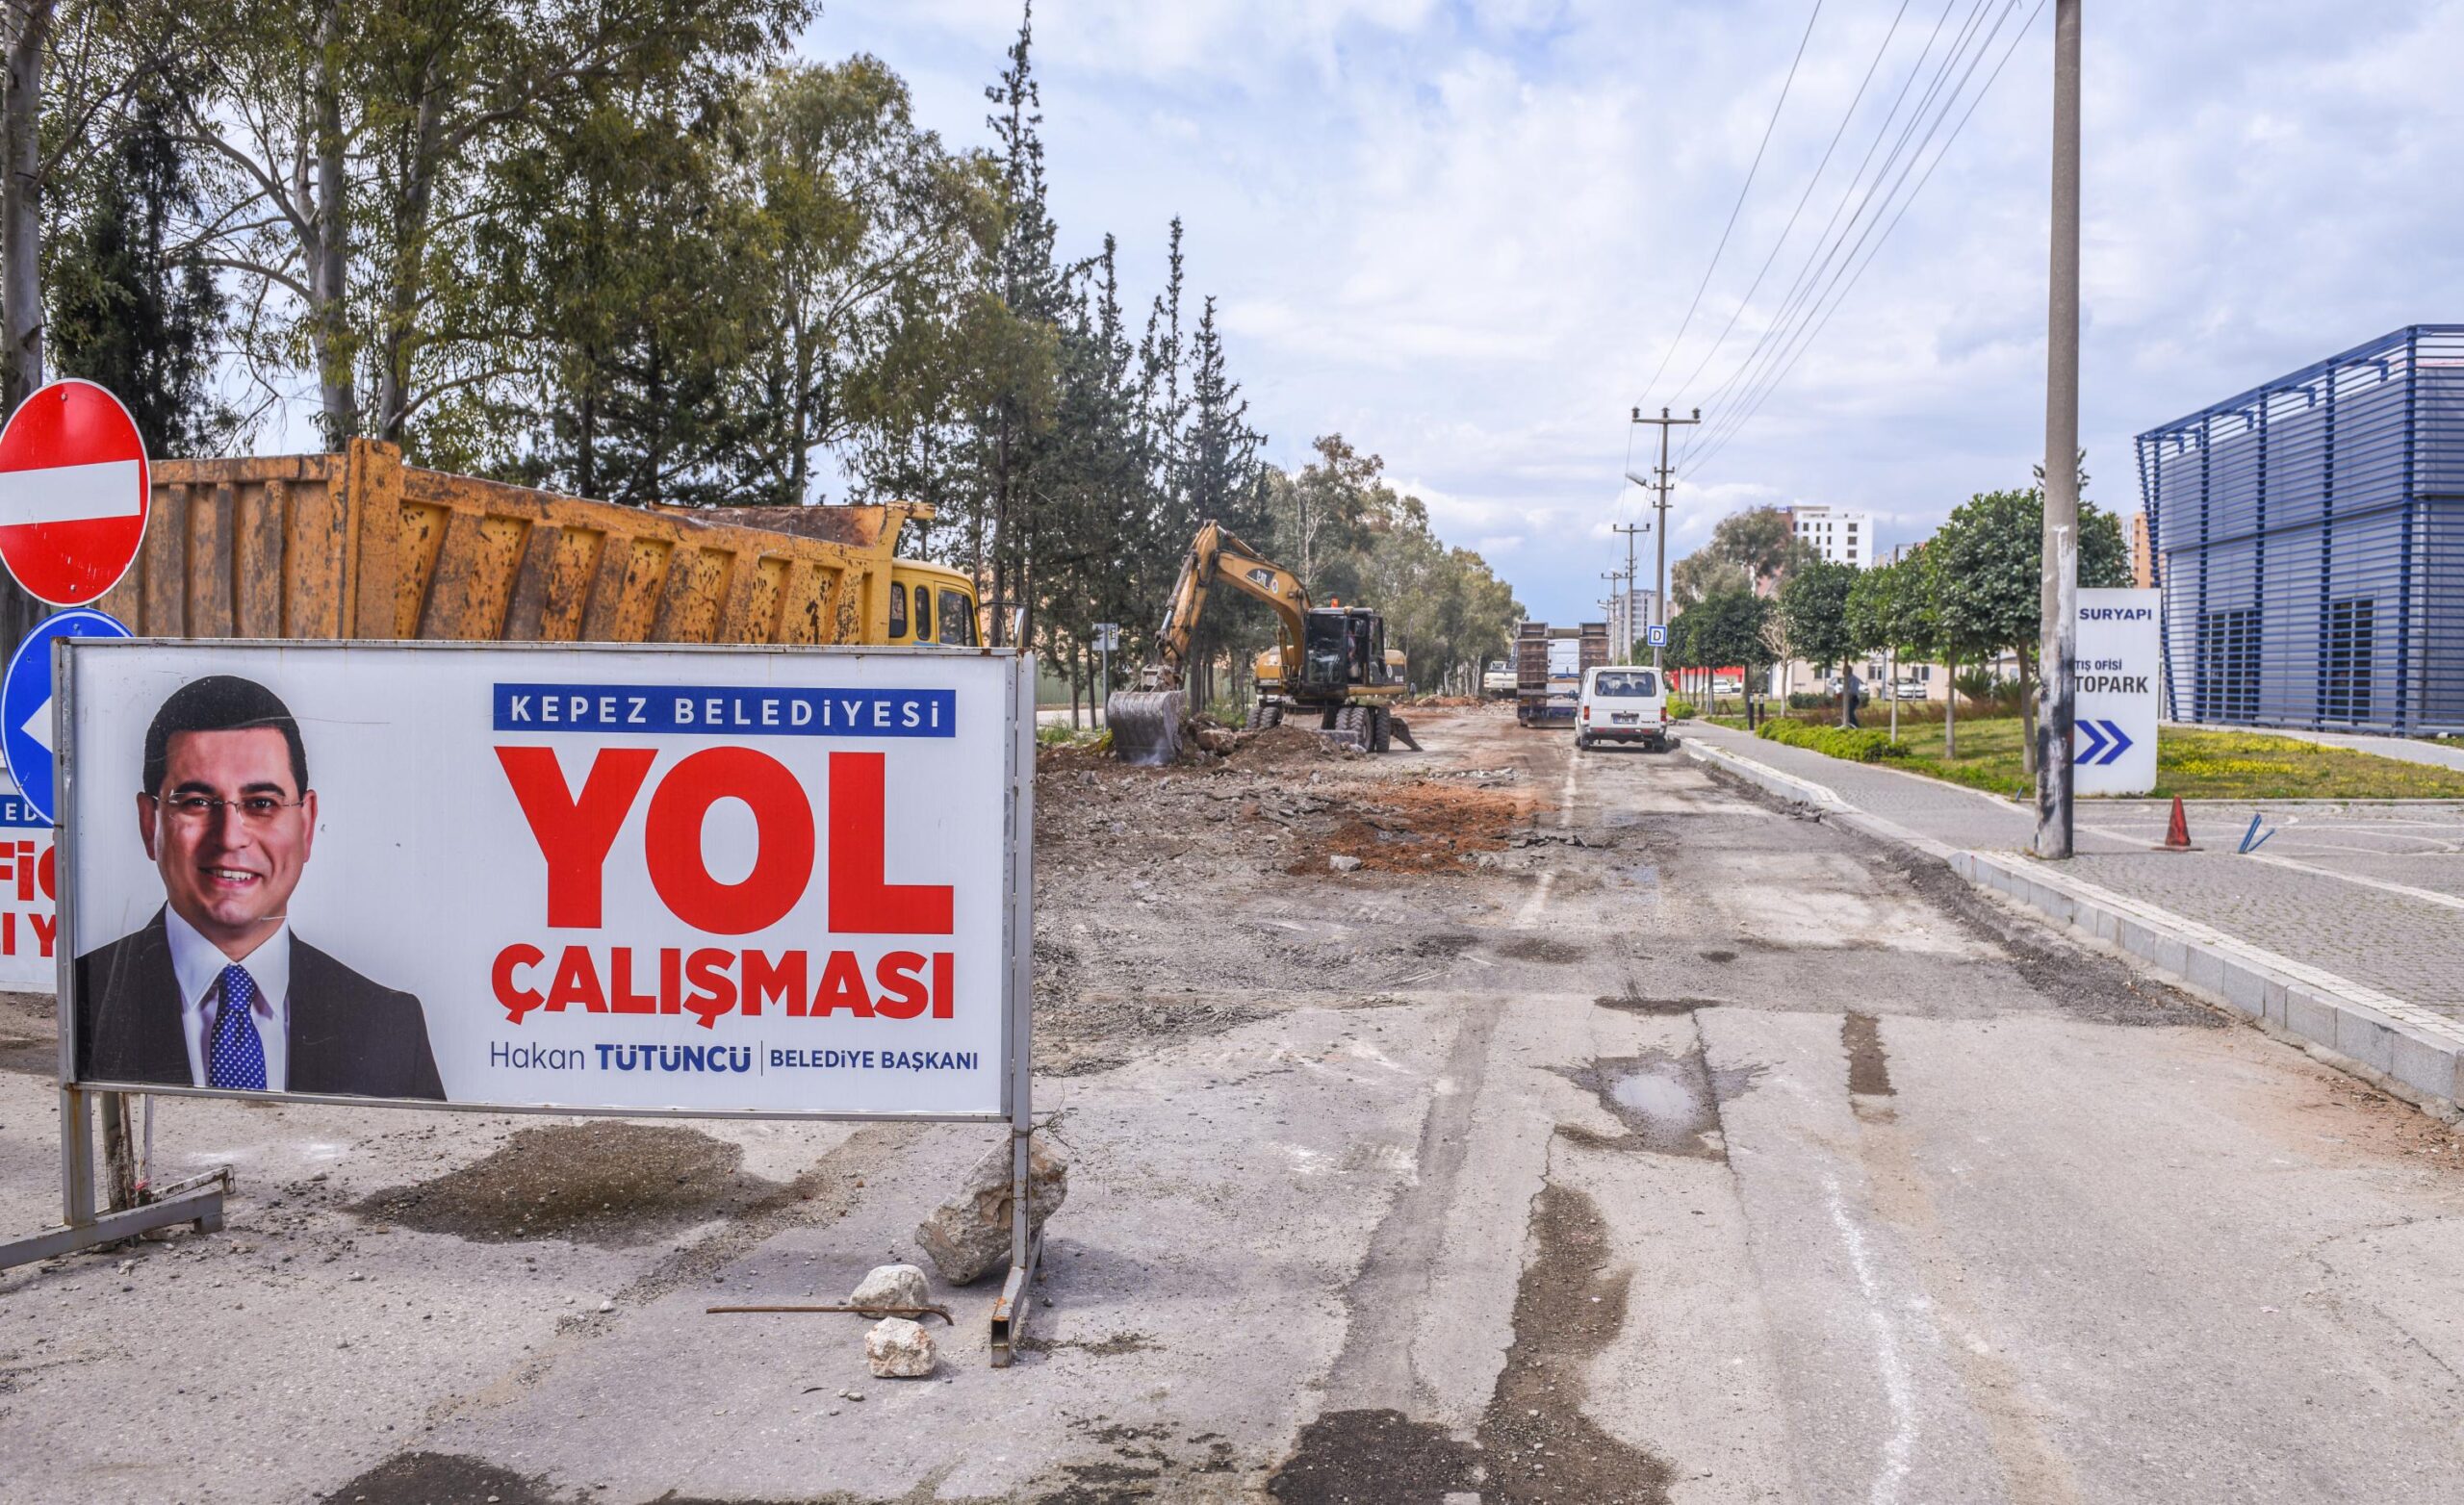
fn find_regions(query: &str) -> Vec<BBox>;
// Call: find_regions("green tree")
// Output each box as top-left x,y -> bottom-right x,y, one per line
1687,585 -> 1781,727
725,57 -> 1000,506
170,0 -> 813,448
1778,558 -> 1859,726
47,75 -> 237,453
1931,487 -> 2129,772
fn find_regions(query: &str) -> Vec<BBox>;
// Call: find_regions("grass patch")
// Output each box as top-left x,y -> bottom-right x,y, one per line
1853,716 -> 2464,800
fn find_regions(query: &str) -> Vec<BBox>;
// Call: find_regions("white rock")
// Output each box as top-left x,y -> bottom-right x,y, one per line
865,1317 -> 937,1379
848,1263 -> 929,1313
1328,855 -> 1363,873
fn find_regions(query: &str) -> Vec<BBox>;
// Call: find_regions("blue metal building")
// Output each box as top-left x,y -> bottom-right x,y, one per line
2136,324 -> 2464,735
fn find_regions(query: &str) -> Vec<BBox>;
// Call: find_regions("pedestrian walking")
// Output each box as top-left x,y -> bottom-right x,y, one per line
1844,668 -> 1863,728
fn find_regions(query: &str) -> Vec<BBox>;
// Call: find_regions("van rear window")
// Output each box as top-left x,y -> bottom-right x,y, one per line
1593,671 -> 1658,698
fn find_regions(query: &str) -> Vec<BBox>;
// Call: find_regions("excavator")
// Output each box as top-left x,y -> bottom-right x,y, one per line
1107,521 -> 1410,765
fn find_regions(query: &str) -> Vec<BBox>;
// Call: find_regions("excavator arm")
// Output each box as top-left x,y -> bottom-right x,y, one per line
1145,522 -> 1311,688
1110,521 -> 1312,764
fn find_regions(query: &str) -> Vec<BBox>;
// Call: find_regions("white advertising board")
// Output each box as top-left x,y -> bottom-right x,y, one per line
0,769 -> 55,988
2073,587 -> 2161,796
59,641 -> 1027,1118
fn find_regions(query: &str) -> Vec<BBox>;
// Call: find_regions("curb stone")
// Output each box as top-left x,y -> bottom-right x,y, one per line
1682,737 -> 2464,1123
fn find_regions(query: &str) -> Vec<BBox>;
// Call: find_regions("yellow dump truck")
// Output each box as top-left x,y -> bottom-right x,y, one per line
96,439 -> 979,648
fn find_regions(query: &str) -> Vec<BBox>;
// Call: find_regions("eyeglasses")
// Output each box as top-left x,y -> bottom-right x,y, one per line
145,793 -> 306,827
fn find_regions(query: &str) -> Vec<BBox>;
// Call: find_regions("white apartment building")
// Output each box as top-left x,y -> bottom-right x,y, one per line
1784,504 -> 1873,567
1605,587 -> 1659,658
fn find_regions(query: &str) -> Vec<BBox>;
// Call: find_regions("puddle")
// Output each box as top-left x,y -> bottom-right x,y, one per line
352,1123 -> 776,1247
1843,1011 -> 1895,1096
1698,948 -> 1737,963
1555,1048 -> 1760,1160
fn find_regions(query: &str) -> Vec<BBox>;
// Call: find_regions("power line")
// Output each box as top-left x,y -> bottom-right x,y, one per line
1679,0 -> 1993,466
1635,0 -> 1826,411
1681,0 -> 2048,482
1665,0 -> 1915,407
1679,0 -> 2013,470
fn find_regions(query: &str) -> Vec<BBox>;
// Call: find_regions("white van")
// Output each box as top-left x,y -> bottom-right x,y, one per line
1577,666 -> 1668,752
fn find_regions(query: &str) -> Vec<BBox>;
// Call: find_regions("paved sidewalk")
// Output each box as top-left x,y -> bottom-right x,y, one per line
1680,719 -> 2464,1020
2241,724 -> 2464,772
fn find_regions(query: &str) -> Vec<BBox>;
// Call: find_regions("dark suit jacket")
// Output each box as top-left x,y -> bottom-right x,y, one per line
75,911 -> 445,1100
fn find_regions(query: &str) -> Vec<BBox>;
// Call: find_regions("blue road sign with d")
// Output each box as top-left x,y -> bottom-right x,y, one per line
1646,624 -> 1667,647
3,606 -> 130,823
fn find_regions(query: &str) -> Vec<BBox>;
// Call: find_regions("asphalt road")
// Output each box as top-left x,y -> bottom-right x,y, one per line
3,705 -> 2462,1503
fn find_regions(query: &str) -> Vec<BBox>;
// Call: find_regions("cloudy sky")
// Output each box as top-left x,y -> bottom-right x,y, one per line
807,1 -> 2464,622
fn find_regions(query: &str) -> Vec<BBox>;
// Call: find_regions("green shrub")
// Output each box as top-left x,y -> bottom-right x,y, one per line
1755,717 -> 1909,763
1667,697 -> 1697,721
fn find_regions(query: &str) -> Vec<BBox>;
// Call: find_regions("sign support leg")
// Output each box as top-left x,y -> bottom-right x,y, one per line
2,1085 -> 226,1272
989,649 -> 1041,1367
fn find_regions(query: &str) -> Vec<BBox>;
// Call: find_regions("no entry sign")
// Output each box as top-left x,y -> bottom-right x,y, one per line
0,380 -> 150,607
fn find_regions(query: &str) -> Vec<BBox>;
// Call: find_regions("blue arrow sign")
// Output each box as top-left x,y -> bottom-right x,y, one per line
2073,718 -> 2135,767
2,606 -> 130,824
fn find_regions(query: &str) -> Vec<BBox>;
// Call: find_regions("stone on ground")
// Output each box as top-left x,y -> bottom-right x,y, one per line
864,1317 -> 937,1379
914,1138 -> 1068,1285
848,1263 -> 929,1313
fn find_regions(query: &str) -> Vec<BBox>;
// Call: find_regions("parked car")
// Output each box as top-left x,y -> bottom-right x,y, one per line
1892,678 -> 1929,700
1481,659 -> 1517,699
1577,666 -> 1668,752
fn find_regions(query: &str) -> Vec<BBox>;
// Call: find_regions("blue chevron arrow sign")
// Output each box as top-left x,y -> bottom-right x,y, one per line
2074,717 -> 2134,766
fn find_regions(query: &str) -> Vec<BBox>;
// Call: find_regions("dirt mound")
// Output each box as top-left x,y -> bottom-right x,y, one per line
352,1123 -> 774,1246
1284,777 -> 1532,875
1235,723 -> 1345,768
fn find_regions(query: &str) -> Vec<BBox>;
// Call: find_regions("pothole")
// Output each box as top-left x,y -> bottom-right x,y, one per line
1844,1010 -> 1895,1096
1555,1048 -> 1760,1160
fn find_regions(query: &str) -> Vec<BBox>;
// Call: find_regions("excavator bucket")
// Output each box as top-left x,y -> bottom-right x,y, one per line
1106,690 -> 1185,766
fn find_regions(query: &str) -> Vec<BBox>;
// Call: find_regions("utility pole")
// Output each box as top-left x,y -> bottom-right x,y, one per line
1628,406 -> 1700,669
1612,522 -> 1648,663
1600,569 -> 1629,660
2035,0 -> 2081,861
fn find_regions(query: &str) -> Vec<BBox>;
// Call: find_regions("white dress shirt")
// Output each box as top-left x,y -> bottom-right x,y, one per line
167,908 -> 293,1092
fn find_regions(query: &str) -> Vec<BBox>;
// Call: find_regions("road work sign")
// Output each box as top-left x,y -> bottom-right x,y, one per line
58,641 -> 1031,1119
2073,587 -> 2160,796
0,380 -> 151,607
0,770 -> 54,988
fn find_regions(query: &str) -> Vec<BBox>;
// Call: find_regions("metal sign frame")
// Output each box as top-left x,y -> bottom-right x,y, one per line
5,639 -> 1045,1361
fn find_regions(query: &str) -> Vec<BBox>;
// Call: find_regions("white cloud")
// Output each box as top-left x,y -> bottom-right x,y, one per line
808,1 -> 2464,619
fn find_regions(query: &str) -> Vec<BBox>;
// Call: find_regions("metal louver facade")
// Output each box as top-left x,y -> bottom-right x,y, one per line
2136,324 -> 2464,735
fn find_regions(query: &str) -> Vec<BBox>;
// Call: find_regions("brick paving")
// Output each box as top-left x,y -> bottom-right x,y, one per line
1681,720 -> 2464,1017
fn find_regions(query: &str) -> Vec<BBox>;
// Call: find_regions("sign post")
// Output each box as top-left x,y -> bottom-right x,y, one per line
2073,587 -> 2160,796
1093,623 -> 1123,728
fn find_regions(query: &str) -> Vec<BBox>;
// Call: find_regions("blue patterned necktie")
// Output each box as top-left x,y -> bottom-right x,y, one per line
207,964 -> 268,1091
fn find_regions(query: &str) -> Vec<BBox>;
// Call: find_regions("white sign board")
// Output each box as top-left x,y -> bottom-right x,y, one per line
0,769 -> 54,988
2073,587 -> 2161,796
61,641 -> 1028,1119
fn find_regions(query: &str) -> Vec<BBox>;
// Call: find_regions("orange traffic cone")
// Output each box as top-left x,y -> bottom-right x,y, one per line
2159,796 -> 2196,852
